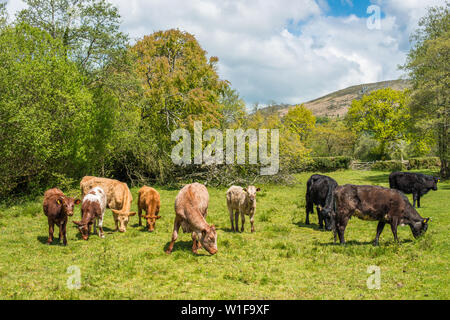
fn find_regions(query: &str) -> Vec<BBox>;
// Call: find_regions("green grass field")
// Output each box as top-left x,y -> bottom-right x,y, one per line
0,170 -> 448,300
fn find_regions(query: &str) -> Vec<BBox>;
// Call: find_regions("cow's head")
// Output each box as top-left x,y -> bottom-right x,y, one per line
320,207 -> 335,231
72,221 -> 90,240
243,186 -> 260,202
112,210 -> 137,232
57,196 -> 81,217
144,214 -> 161,232
432,177 -> 440,190
410,217 -> 430,238
200,225 -> 218,255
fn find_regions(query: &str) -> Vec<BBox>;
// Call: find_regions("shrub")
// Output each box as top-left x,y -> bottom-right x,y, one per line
408,157 -> 441,170
304,156 -> 352,172
371,160 -> 406,171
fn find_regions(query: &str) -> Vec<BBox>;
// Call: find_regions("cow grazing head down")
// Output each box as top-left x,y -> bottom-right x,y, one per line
145,214 -> 161,232
320,208 -> 335,231
57,197 -> 81,217
200,225 -> 218,255
112,210 -> 137,232
72,221 -> 90,240
410,217 -> 431,238
243,186 -> 260,202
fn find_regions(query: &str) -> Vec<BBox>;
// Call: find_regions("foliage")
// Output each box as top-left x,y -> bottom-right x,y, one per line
283,104 -> 316,141
402,3 -> 450,177
303,157 -> 352,172
408,157 -> 441,170
16,0 -> 128,73
371,160 -> 406,172
346,88 -> 410,159
0,23 -> 97,197
310,120 -> 356,157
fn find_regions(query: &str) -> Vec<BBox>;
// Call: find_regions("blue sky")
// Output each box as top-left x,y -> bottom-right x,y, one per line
4,0 -> 444,106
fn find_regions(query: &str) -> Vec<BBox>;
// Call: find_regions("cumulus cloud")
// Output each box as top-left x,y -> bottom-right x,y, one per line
5,0 -> 444,105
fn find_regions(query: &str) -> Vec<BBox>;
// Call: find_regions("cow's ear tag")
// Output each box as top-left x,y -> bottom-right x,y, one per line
57,199 -> 61,205
423,219 -> 427,224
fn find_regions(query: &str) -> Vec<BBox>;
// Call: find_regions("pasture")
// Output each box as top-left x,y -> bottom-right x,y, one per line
0,170 -> 448,300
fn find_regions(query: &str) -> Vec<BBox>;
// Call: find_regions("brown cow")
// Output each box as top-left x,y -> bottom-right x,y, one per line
166,183 -> 217,255
80,176 -> 136,232
138,186 -> 161,232
333,184 -> 430,245
43,188 -> 81,245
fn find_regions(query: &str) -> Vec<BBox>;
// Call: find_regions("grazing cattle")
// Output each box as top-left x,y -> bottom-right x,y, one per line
334,184 -> 430,245
73,187 -> 107,240
305,174 -> 338,230
43,188 -> 81,245
166,183 -> 217,255
389,172 -> 439,208
226,185 -> 260,233
138,186 -> 161,232
80,176 -> 136,232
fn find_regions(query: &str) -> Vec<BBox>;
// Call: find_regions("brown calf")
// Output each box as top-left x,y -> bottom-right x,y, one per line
43,188 -> 81,245
138,186 -> 161,232
166,183 -> 217,255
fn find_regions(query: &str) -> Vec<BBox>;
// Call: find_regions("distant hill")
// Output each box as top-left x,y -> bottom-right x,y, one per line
273,79 -> 411,118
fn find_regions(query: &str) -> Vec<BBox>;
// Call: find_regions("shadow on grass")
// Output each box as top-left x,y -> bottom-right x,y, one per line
37,235 -> 66,246
318,239 -> 413,246
293,221 -> 328,232
356,173 -> 391,185
163,241 -> 212,256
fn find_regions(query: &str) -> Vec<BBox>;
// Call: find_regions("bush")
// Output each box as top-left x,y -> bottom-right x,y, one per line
408,157 -> 441,170
371,160 -> 406,171
303,156 -> 352,172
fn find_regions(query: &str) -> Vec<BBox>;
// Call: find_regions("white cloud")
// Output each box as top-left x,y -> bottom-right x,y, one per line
5,0 -> 444,105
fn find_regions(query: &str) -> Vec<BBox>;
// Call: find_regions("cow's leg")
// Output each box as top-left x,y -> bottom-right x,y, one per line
113,213 -> 119,231
62,221 -> 68,246
228,205 -> 234,231
250,213 -> 255,233
93,218 -> 97,235
336,215 -> 349,244
98,216 -> 105,238
166,218 -> 181,254
317,206 -> 324,229
191,232 -> 199,254
234,211 -> 239,233
417,195 -> 421,208
390,219 -> 399,244
47,220 -> 54,245
305,209 -> 310,225
138,207 -> 142,226
373,221 -> 386,246
412,193 -> 417,208
58,222 -> 63,243
240,212 -> 245,233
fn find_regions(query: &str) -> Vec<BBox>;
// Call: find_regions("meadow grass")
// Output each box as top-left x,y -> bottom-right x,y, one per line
0,170 -> 448,300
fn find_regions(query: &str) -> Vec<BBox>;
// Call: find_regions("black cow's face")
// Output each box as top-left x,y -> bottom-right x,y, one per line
432,177 -> 439,191
320,208 -> 335,231
411,218 -> 430,238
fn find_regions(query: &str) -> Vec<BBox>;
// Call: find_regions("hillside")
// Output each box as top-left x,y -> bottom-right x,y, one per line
276,79 -> 411,118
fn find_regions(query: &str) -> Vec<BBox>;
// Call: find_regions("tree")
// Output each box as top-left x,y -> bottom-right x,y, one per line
402,3 -> 450,177
283,104 -> 316,141
0,23 -> 96,197
129,29 -> 229,182
310,120 -> 356,157
16,0 -> 127,73
346,88 -> 410,159
0,2 -> 7,28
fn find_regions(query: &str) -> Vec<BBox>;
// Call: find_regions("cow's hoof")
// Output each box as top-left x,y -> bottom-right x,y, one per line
165,250 -> 172,255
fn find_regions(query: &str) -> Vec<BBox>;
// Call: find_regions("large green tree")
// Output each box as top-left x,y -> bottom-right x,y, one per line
403,3 -> 450,177
346,88 -> 411,159
16,0 -> 127,73
0,23 -> 97,197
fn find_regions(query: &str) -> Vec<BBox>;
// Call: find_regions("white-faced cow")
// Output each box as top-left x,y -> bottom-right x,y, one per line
389,171 -> 439,208
305,174 -> 338,230
226,185 -> 260,233
73,187 -> 107,240
80,176 -> 136,232
333,184 -> 430,246
166,183 -> 217,255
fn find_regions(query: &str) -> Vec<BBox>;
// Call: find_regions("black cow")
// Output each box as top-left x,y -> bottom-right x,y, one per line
305,174 -> 338,230
334,184 -> 430,245
389,172 -> 439,208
